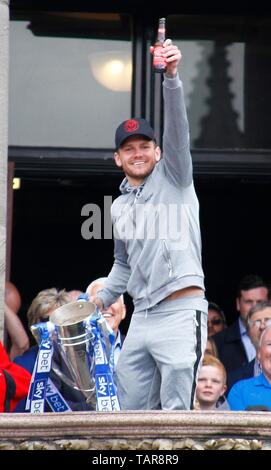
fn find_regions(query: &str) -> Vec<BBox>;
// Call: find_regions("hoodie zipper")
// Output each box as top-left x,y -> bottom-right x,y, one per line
130,185 -> 150,305
133,186 -> 143,205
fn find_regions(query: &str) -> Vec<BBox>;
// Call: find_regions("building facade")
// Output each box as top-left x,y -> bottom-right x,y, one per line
7,1 -> 271,330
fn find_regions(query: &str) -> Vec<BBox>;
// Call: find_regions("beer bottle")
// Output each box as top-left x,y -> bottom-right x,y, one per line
153,18 -> 167,73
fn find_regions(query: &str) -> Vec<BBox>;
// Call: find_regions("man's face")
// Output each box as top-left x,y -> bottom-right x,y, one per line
114,136 -> 161,186
236,287 -> 269,324
90,283 -> 126,335
258,327 -> 271,383
248,307 -> 271,349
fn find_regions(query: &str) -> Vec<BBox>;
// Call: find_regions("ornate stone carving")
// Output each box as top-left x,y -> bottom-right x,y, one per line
0,437 -> 265,451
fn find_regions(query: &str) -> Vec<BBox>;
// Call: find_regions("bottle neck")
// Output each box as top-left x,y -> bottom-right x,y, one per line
157,34 -> 165,43
157,25 -> 165,43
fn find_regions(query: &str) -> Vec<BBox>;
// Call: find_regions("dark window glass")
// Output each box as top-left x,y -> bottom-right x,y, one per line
168,15 -> 271,150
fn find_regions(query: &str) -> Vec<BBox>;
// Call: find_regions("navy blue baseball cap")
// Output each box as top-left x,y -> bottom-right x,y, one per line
115,118 -> 155,149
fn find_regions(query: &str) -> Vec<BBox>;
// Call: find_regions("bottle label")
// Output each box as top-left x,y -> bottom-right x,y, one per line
153,46 -> 166,69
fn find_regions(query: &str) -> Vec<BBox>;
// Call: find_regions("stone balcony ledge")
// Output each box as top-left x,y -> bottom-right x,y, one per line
0,410 -> 270,450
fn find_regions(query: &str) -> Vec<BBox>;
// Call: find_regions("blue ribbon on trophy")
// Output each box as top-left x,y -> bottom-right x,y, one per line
87,311 -> 120,411
27,298 -> 120,412
45,378 -> 71,412
25,323 -> 50,412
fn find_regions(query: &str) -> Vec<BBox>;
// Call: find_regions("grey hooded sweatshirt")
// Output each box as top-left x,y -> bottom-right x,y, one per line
98,74 -> 205,312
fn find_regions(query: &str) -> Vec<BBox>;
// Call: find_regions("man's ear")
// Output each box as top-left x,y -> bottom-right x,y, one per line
114,152 -> 123,168
155,146 -> 161,162
121,304 -> 127,320
236,297 -> 240,312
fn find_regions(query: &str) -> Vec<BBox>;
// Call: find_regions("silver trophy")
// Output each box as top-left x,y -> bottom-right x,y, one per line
49,301 -> 97,407
31,300 -> 114,409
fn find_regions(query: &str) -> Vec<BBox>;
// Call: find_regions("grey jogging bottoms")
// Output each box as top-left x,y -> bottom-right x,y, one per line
116,296 -> 208,410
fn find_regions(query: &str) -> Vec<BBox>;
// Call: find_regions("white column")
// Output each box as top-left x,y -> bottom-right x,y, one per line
0,0 -> 9,340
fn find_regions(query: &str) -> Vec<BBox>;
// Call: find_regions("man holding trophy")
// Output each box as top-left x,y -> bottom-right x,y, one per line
18,37 -> 207,413
92,38 -> 207,411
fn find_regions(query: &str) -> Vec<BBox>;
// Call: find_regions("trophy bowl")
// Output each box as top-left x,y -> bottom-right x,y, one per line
49,301 -> 97,405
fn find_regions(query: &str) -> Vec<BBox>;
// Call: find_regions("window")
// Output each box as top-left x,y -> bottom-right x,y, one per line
168,15 -> 271,150
9,12 -> 132,148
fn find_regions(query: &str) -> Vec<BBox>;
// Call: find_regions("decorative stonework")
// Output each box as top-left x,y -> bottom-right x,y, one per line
0,437 -> 265,451
0,411 -> 270,450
